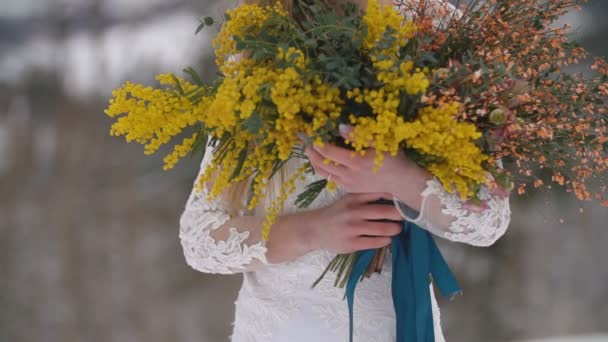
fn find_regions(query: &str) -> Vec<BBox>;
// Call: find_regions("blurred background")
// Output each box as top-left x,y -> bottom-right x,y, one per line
1,1 -> 607,341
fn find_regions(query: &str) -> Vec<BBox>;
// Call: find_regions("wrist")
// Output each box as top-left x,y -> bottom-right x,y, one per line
273,211 -> 318,258
297,210 -> 322,253
390,164 -> 432,213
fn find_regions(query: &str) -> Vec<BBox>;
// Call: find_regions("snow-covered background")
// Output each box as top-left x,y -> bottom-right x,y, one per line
1,1 -> 607,341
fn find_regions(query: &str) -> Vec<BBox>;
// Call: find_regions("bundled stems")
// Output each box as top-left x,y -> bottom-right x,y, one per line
312,246 -> 389,289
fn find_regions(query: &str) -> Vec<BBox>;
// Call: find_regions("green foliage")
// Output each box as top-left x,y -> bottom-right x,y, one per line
183,67 -> 205,86
295,179 -> 327,208
242,111 -> 264,134
229,144 -> 249,182
190,125 -> 209,159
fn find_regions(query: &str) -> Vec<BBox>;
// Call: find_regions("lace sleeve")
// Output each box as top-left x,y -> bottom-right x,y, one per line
392,179 -> 511,247
178,141 -> 268,274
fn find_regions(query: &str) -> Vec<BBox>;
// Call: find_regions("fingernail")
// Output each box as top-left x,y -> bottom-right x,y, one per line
339,124 -> 350,134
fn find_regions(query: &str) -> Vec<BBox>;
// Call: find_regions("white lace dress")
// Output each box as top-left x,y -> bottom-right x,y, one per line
179,149 -> 510,342
179,3 -> 510,341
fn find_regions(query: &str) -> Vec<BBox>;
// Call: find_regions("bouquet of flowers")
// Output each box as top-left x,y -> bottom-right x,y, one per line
105,0 -> 608,338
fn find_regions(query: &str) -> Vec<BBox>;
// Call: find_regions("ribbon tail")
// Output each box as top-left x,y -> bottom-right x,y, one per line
391,224 -> 417,342
346,249 -> 375,342
409,223 -> 434,342
345,222 -> 461,342
392,221 -> 462,342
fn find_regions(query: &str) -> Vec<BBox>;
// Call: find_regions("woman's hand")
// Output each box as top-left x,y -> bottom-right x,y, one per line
302,124 -> 432,212
305,192 -> 403,254
268,192 -> 403,261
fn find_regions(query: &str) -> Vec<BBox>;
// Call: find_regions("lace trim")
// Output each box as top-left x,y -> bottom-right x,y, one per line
434,179 -> 510,246
179,151 -> 268,275
394,178 -> 511,247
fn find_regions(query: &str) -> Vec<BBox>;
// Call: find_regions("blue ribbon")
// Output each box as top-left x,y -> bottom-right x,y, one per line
346,221 -> 462,342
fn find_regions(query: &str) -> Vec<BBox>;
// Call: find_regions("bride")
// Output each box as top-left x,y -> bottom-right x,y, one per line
178,1 -> 512,341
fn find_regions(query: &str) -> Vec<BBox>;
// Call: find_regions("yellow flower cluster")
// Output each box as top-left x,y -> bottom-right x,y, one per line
163,133 -> 199,171
104,73 -> 208,170
340,1 -> 434,173
195,46 -> 342,230
105,0 -> 492,242
399,103 -> 488,198
375,60 -> 429,93
194,61 -> 269,202
197,131 -> 252,200
270,59 -> 342,160
277,47 -> 307,69
345,62 -> 431,172
363,0 -> 417,53
347,93 -> 486,197
346,87 -> 406,171
341,1 -> 488,197
213,2 -> 286,74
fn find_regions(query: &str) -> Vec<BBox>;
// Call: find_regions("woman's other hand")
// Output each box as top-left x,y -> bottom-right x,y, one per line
302,124 -> 431,212
269,192 -> 403,261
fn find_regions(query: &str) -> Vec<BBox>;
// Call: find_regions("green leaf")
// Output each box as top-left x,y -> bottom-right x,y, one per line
191,127 -> 209,158
304,38 -> 318,48
234,36 -> 247,50
171,74 -> 185,95
294,179 -> 327,208
245,172 -> 258,209
326,60 -> 341,71
242,111 -> 264,134
288,51 -> 301,63
183,67 -> 205,86
195,23 -> 205,35
213,132 -> 233,164
186,89 -> 206,104
229,144 -> 249,182
269,158 -> 289,180
195,17 -> 215,35
418,52 -> 440,67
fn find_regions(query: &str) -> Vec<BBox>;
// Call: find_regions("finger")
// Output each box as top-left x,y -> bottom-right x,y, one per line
306,159 -> 344,183
347,192 -> 394,204
356,204 -> 404,221
352,221 -> 402,237
306,146 -> 348,178
312,166 -> 343,183
350,236 -> 392,251
313,142 -> 359,169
